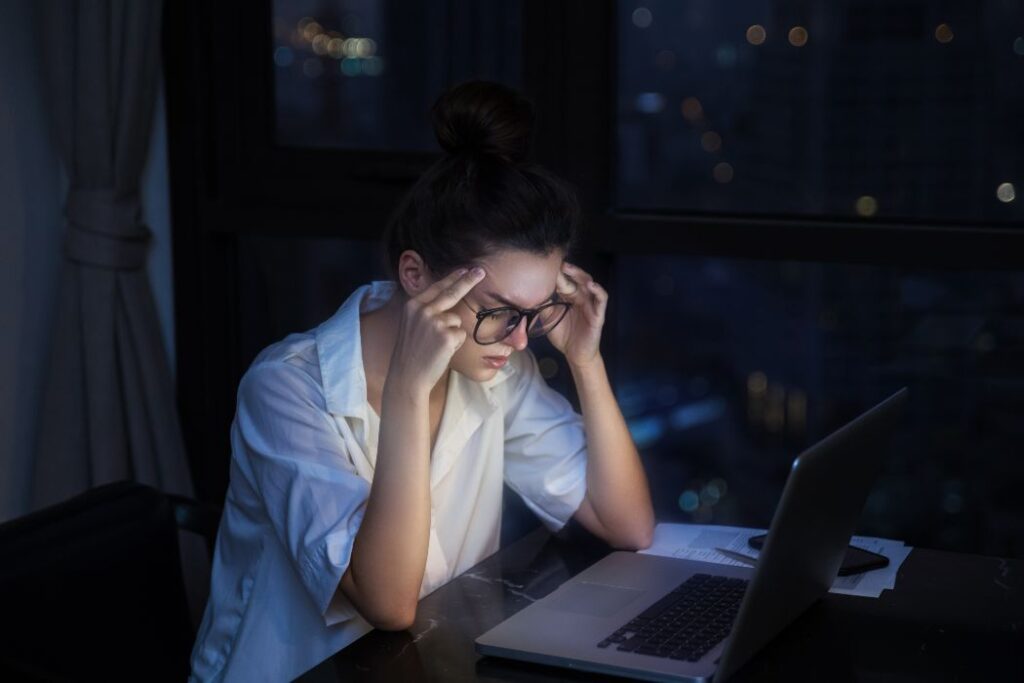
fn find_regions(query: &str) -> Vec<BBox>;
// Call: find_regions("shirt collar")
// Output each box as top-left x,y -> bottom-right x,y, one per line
315,280 -> 517,420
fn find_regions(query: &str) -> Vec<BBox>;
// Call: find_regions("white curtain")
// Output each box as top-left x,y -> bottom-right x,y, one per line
31,0 -> 194,509
0,0 -> 180,525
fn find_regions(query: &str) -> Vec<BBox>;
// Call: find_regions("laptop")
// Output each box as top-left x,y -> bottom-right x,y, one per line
476,387 -> 908,682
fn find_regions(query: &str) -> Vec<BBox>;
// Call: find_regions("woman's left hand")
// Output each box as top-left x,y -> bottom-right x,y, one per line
546,262 -> 608,368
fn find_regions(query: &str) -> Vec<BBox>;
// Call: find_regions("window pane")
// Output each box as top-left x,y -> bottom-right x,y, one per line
272,0 -> 522,150
614,255 -> 1024,555
617,1 -> 1024,223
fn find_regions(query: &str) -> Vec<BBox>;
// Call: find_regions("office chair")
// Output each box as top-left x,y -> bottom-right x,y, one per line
0,481 -> 221,681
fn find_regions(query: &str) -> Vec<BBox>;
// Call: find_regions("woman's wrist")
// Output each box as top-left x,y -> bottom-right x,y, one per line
381,372 -> 431,409
568,353 -> 606,382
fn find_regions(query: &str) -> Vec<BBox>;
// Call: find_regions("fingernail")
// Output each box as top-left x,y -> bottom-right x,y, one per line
471,266 -> 485,277
456,268 -> 469,275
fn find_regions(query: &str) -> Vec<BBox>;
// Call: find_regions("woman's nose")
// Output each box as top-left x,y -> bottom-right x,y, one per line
507,317 -> 529,351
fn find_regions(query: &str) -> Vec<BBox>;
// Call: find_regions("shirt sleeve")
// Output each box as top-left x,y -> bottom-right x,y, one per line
232,361 -> 370,626
500,349 -> 588,532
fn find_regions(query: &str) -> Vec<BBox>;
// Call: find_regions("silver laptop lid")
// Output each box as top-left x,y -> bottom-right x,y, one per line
714,387 -> 908,680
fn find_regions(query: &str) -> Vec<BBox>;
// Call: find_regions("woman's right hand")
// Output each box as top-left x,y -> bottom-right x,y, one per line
386,266 -> 485,396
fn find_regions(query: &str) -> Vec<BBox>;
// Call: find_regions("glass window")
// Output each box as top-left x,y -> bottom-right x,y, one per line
272,0 -> 522,150
617,1 -> 1024,224
614,254 -> 1024,555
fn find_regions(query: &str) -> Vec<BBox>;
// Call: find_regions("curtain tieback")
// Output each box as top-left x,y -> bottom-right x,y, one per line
64,189 -> 151,270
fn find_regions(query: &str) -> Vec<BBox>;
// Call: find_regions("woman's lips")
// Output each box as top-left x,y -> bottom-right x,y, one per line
483,355 -> 508,369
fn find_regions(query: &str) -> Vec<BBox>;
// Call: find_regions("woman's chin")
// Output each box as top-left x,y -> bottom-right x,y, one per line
453,361 -> 499,383
472,367 -> 500,382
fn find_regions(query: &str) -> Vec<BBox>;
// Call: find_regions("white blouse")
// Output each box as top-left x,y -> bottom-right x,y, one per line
189,281 -> 589,682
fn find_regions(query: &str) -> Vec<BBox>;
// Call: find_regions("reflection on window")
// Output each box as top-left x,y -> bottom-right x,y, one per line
614,255 -> 1024,556
617,1 -> 1024,223
273,0 -> 521,150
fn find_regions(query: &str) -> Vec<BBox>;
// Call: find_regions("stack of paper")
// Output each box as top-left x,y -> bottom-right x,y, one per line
639,523 -> 912,599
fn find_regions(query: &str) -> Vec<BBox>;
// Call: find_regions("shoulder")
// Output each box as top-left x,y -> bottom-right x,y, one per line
250,330 -> 320,377
238,332 -> 325,410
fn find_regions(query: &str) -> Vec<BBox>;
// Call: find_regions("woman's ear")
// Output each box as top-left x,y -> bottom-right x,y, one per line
396,250 -> 432,297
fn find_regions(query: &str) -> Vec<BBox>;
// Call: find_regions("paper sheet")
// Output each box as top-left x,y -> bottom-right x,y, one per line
639,523 -> 912,598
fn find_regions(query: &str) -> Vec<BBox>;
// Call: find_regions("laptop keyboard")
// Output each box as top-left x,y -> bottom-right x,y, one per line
596,573 -> 748,662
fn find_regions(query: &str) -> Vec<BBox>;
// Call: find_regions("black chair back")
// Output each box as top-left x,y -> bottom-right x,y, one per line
0,482 -> 207,681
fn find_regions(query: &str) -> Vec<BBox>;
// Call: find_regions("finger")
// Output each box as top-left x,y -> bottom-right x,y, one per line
556,270 -> 578,297
415,267 -> 471,304
562,261 -> 594,287
427,266 -> 486,312
587,280 -> 608,317
435,312 -> 462,329
587,280 -> 608,303
451,328 -> 468,352
561,262 -> 592,279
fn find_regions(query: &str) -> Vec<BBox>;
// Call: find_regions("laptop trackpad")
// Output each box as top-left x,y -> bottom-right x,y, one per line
544,582 -> 645,618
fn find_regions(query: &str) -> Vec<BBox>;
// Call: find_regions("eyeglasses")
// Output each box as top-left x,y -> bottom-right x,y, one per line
461,297 -> 572,345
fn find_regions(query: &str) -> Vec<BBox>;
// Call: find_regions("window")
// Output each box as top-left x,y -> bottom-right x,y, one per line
613,255 -> 1024,552
617,1 -> 1024,224
272,0 -> 522,150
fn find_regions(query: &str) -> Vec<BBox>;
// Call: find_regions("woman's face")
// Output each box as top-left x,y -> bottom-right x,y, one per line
447,248 -> 565,382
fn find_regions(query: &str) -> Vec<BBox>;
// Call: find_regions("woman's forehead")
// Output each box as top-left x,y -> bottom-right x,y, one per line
476,249 -> 563,307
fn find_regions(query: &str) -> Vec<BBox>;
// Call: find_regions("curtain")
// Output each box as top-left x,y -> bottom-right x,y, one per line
31,0 -> 207,622
0,0 -> 66,524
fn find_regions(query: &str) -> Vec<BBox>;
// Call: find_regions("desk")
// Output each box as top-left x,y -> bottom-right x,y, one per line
299,526 -> 1024,681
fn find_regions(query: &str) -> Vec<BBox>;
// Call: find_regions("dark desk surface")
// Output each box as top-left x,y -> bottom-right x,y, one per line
300,526 -> 1024,682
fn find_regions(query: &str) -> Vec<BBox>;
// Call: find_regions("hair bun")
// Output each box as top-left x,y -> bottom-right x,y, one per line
431,80 -> 534,163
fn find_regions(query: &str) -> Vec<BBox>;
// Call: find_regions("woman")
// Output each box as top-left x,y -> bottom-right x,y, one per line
189,81 -> 654,682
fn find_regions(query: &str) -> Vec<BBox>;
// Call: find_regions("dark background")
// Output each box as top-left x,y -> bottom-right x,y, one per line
163,0 -> 1024,558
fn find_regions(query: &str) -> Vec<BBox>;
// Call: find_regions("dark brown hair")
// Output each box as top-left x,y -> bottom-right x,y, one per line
383,81 -> 580,279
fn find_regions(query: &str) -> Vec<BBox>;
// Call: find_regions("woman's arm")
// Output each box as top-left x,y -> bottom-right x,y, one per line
336,267 -> 486,630
338,382 -> 431,630
545,261 -> 654,550
570,354 -> 655,550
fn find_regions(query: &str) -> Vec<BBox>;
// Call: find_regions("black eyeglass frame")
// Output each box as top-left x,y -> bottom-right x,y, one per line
461,299 -> 572,345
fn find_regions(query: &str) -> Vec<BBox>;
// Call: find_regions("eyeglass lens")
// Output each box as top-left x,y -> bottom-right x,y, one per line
475,304 -> 567,343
